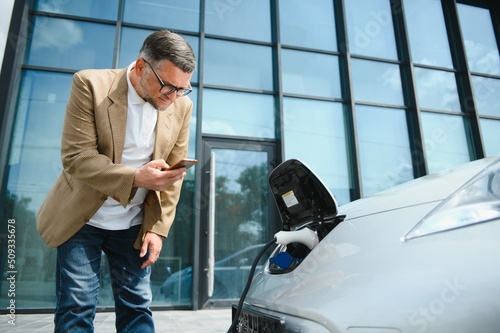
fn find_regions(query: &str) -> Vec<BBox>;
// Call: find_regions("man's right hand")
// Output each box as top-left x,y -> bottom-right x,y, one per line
133,159 -> 186,191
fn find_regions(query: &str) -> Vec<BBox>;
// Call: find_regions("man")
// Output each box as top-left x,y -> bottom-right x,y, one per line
36,30 -> 196,332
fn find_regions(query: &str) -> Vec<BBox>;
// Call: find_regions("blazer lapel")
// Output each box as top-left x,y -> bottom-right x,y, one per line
107,69 -> 128,163
153,107 -> 173,160
104,67 -> 176,162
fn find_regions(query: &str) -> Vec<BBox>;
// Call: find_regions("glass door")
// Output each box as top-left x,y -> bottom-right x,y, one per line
197,138 -> 279,308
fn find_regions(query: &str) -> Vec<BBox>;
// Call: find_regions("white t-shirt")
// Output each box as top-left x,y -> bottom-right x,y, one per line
87,62 -> 157,230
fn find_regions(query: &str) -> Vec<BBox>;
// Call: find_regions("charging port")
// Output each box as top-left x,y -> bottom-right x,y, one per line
268,214 -> 345,274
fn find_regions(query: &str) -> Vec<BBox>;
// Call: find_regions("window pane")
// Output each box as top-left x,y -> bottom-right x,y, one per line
282,49 -> 341,98
414,68 -> 460,111
403,0 -> 453,68
283,98 -> 350,205
26,17 -> 115,70
209,149 -> 270,300
1,70 -> 72,308
345,0 -> 398,60
202,89 -> 275,139
480,119 -> 500,157
279,0 -> 337,51
35,0 -> 118,20
356,105 -> 413,196
471,76 -> 500,117
118,27 -> 151,68
154,174 -> 196,306
9,71 -> 70,212
421,112 -> 470,174
123,0 -> 200,32
118,28 -> 199,83
457,4 -> 500,75
205,0 -> 271,42
351,59 -> 404,105
204,39 -> 273,91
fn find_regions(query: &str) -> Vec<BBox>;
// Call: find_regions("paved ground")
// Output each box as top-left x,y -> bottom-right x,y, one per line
1,308 -> 233,333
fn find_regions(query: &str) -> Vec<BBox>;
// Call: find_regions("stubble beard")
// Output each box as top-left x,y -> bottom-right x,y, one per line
140,79 -> 170,112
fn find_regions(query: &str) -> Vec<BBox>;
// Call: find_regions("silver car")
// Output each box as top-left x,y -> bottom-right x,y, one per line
233,156 -> 500,333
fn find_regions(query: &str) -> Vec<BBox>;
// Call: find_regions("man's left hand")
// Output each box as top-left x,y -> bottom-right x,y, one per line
140,231 -> 164,269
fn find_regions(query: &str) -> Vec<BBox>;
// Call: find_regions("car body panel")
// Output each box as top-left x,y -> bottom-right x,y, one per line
241,156 -> 500,333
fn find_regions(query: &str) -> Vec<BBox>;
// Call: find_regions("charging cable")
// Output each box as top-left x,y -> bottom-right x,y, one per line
227,228 -> 319,332
227,237 -> 277,333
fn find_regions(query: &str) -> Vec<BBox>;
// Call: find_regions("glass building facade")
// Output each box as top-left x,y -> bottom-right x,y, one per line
0,0 -> 498,311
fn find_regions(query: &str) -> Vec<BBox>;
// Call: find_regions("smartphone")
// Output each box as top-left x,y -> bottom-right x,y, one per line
166,158 -> 198,171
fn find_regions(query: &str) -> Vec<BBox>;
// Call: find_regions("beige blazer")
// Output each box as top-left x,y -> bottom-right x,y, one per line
36,67 -> 192,249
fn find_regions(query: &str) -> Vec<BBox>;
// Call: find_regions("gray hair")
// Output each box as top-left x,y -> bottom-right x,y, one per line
139,30 -> 196,73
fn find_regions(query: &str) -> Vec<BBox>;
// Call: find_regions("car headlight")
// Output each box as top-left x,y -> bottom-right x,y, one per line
404,159 -> 500,241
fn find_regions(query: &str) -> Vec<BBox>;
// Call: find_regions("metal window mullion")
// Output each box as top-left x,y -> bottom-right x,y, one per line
112,0 -> 125,69
192,0 -> 207,311
336,0 -> 361,200
391,0 -> 428,177
272,0 -> 284,163
442,0 -> 485,160
491,1 -> 500,53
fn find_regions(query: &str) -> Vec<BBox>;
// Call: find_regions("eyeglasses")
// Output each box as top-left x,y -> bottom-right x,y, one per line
143,58 -> 192,97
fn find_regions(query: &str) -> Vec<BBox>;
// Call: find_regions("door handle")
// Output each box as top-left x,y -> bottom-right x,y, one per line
207,151 -> 216,297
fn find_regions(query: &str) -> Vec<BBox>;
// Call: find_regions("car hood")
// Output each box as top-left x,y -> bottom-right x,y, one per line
338,156 -> 500,220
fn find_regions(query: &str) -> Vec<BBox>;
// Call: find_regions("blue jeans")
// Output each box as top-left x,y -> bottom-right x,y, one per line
55,224 -> 155,333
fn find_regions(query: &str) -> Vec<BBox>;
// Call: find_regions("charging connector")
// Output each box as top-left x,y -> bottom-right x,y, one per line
274,227 -> 319,250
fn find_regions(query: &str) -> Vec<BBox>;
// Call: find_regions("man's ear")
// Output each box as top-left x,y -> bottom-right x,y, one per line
135,58 -> 147,77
